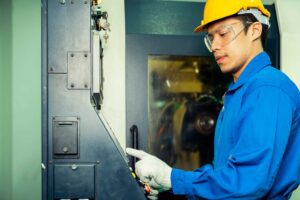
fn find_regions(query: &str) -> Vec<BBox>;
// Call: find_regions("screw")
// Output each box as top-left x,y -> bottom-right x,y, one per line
71,164 -> 78,170
84,53 -> 88,57
70,83 -> 74,88
71,1 -> 74,4
84,84 -> 88,88
49,67 -> 53,72
84,1 -> 88,4
70,53 -> 74,57
63,147 -> 69,153
41,163 -> 46,170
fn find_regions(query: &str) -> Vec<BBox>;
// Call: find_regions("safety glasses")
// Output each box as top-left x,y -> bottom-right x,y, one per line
204,21 -> 252,52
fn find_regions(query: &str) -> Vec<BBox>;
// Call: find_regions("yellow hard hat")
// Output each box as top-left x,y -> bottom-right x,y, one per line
194,0 -> 271,32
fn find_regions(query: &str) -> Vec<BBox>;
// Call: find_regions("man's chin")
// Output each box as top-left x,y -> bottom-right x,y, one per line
219,66 -> 232,74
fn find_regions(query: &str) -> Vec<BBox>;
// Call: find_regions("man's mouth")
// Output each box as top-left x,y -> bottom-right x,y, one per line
215,55 -> 226,64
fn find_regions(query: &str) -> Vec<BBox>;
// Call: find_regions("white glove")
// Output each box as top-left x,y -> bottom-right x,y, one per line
147,188 -> 159,200
126,148 -> 172,193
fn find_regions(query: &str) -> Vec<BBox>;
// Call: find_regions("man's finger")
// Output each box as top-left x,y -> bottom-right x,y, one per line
148,178 -> 160,189
147,195 -> 158,200
126,148 -> 149,159
149,188 -> 159,195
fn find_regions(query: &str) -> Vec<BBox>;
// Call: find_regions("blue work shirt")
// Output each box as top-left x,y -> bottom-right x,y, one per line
171,52 -> 300,199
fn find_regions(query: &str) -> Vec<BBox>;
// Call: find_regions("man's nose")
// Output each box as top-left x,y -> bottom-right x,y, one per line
210,37 -> 221,52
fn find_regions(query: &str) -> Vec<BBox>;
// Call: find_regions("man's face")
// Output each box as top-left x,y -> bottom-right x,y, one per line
206,17 -> 254,80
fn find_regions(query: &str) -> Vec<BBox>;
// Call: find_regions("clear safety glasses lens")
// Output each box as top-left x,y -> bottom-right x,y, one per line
204,35 -> 212,52
203,22 -> 248,52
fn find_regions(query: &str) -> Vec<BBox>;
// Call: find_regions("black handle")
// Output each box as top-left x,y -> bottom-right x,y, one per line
130,125 -> 139,171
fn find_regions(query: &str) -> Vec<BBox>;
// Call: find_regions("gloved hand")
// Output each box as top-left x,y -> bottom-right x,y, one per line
126,148 -> 172,194
147,188 -> 159,200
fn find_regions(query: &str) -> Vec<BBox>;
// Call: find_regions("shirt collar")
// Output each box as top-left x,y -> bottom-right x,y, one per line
228,51 -> 271,92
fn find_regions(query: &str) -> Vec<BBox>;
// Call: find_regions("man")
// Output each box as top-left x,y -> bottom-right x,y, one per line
127,0 -> 300,199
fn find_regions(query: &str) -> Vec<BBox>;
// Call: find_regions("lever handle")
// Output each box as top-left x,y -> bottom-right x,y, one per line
130,125 -> 139,171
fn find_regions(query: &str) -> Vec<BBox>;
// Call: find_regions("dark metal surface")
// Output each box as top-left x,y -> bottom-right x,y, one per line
43,0 -> 146,199
125,0 -> 204,36
47,74 -> 146,199
67,52 -> 91,90
54,164 -> 95,198
48,0 -> 90,74
42,0 -> 48,198
53,116 -> 79,158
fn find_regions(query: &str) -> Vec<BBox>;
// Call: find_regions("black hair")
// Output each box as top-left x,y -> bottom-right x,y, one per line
237,14 -> 269,46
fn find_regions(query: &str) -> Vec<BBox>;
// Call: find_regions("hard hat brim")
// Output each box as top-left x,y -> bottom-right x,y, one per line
194,24 -> 205,33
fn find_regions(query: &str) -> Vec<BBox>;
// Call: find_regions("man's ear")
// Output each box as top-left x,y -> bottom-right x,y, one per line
248,22 -> 262,41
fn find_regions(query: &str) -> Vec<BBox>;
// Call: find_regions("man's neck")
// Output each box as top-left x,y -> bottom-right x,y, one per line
233,46 -> 264,82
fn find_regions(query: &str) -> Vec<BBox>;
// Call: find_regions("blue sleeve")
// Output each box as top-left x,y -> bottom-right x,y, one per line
171,86 -> 294,199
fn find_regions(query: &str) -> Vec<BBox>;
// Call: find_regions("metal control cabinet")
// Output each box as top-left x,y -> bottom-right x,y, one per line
42,0 -> 146,199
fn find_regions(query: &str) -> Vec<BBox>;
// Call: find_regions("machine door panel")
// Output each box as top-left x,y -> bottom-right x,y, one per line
43,0 -> 147,199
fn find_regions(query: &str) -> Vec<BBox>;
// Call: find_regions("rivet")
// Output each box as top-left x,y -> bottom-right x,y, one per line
71,164 -> 78,170
63,147 -> 69,153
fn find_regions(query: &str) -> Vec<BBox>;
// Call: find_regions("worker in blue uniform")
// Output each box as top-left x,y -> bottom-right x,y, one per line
127,0 -> 300,199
